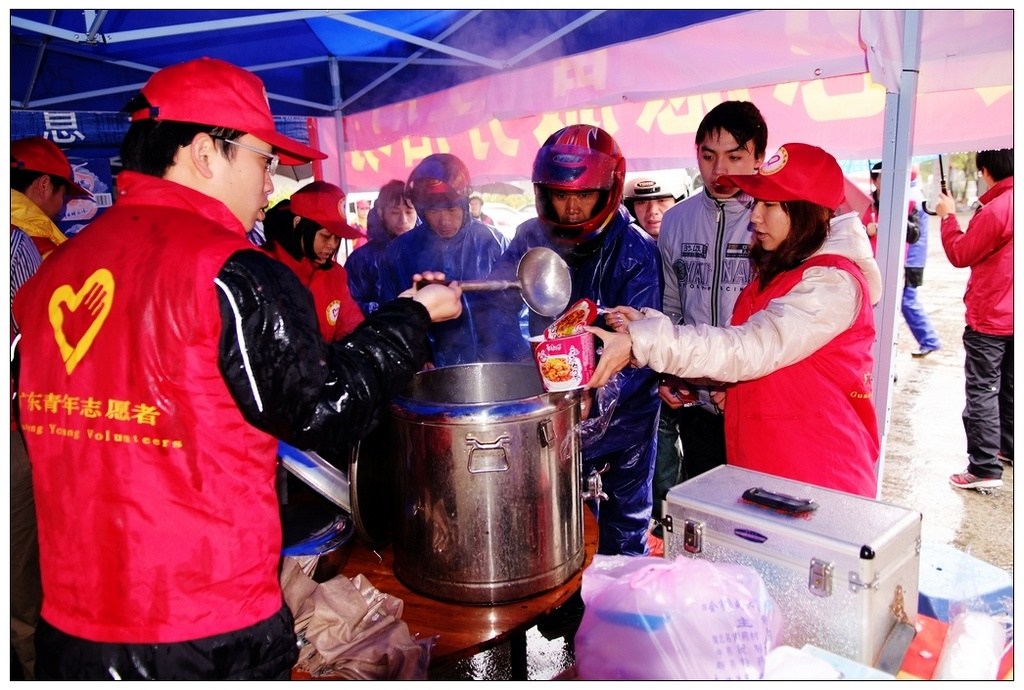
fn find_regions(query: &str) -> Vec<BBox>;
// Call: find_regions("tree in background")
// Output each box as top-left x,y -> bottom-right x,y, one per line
919,152 -> 980,208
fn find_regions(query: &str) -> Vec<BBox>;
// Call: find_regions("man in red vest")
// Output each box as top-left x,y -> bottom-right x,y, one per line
12,57 -> 462,680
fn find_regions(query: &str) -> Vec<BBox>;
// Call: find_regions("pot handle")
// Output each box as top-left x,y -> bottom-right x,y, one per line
465,433 -> 511,473
538,418 -> 554,447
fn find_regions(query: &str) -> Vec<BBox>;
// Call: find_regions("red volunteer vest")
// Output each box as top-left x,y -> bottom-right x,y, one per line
725,254 -> 879,497
264,244 -> 362,341
13,173 -> 282,643
29,234 -> 60,258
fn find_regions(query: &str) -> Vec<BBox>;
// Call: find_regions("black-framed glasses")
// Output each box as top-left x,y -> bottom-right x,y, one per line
213,136 -> 279,176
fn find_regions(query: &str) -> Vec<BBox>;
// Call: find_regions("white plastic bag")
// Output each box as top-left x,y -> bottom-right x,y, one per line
930,545 -> 1013,679
933,611 -> 1008,680
575,555 -> 783,680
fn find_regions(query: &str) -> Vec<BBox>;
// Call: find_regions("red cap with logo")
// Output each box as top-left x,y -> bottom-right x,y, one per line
718,143 -> 844,211
130,57 -> 326,166
10,137 -> 92,198
290,181 -> 364,239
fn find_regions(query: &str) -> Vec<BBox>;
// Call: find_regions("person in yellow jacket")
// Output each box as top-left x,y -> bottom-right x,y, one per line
9,136 -> 91,680
11,137 -> 92,257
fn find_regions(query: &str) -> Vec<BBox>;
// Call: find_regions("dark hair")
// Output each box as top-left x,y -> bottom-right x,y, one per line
749,200 -> 832,288
10,169 -> 65,194
368,179 -> 416,241
262,199 -> 336,268
375,179 -> 413,212
696,101 -> 768,158
119,93 -> 244,177
975,149 -> 1013,181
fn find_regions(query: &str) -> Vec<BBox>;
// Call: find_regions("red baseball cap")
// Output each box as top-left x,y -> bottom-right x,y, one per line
718,143 -> 844,211
290,181 -> 364,240
130,57 -> 326,166
10,137 -> 92,198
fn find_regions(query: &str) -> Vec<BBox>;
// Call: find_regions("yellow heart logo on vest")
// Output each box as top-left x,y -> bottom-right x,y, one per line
48,269 -> 115,375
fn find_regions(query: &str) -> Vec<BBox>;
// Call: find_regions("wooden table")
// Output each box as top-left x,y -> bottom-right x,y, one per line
338,510 -> 598,679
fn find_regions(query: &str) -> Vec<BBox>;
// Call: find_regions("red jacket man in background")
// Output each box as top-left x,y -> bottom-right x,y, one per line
935,149 -> 1013,491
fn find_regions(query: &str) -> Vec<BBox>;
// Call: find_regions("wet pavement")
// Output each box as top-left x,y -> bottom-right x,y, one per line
429,211 -> 1014,680
878,218 -> 1013,576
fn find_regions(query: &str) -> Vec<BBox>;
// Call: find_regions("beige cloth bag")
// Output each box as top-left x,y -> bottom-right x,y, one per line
281,557 -> 434,679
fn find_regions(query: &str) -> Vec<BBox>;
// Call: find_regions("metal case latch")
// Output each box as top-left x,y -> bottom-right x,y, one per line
808,558 -> 834,597
848,571 -> 880,593
683,519 -> 703,554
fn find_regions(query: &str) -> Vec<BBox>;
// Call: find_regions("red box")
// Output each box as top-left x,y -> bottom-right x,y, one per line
897,614 -> 948,680
897,614 -> 1014,680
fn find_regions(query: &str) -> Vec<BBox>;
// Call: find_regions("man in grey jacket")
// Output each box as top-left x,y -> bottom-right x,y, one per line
653,101 -> 768,509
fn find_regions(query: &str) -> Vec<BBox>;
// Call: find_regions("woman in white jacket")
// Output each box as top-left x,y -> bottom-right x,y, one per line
589,143 -> 880,497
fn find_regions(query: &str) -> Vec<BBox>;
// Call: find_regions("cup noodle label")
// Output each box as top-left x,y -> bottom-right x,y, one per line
534,331 -> 596,391
544,298 -> 598,339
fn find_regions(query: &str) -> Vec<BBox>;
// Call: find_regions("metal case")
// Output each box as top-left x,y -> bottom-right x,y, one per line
664,466 -> 922,666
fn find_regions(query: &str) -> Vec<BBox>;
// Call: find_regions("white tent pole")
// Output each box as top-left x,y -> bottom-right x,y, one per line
871,10 -> 922,499
329,56 -> 347,190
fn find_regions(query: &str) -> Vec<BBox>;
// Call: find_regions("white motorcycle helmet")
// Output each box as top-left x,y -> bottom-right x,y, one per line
623,175 -> 685,221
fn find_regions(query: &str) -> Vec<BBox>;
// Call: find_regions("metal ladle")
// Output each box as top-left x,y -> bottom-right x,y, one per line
421,246 -> 572,317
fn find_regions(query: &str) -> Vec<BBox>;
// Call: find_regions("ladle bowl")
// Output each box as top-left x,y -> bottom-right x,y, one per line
423,247 -> 572,317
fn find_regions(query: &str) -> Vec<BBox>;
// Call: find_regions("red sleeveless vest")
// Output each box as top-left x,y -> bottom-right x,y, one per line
13,173 -> 283,643
725,254 -> 879,497
264,243 -> 362,341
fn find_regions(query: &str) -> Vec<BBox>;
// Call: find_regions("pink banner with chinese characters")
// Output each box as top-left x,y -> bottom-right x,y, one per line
321,72 -> 1012,193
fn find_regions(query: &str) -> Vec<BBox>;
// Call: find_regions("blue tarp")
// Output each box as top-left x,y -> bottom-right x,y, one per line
10,110 -> 315,160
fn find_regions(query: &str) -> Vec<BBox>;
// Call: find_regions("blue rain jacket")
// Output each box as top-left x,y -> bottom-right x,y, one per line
381,218 -> 518,367
346,210 -> 421,317
905,207 -> 929,269
486,205 -> 662,555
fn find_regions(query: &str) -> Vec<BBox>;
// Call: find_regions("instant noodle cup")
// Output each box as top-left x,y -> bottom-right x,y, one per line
544,298 -> 599,339
529,335 -> 545,357
534,330 -> 596,392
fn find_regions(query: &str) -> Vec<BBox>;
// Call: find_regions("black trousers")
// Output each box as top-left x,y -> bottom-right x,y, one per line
677,405 -> 727,481
35,602 -> 298,680
962,326 -> 1014,479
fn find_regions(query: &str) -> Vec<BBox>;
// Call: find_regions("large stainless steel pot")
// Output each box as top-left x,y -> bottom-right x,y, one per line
389,363 -> 584,604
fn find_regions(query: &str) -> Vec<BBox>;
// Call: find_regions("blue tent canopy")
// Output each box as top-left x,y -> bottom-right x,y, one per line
11,9 -> 745,117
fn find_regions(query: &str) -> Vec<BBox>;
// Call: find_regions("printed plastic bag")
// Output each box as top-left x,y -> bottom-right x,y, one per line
575,555 -> 783,680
